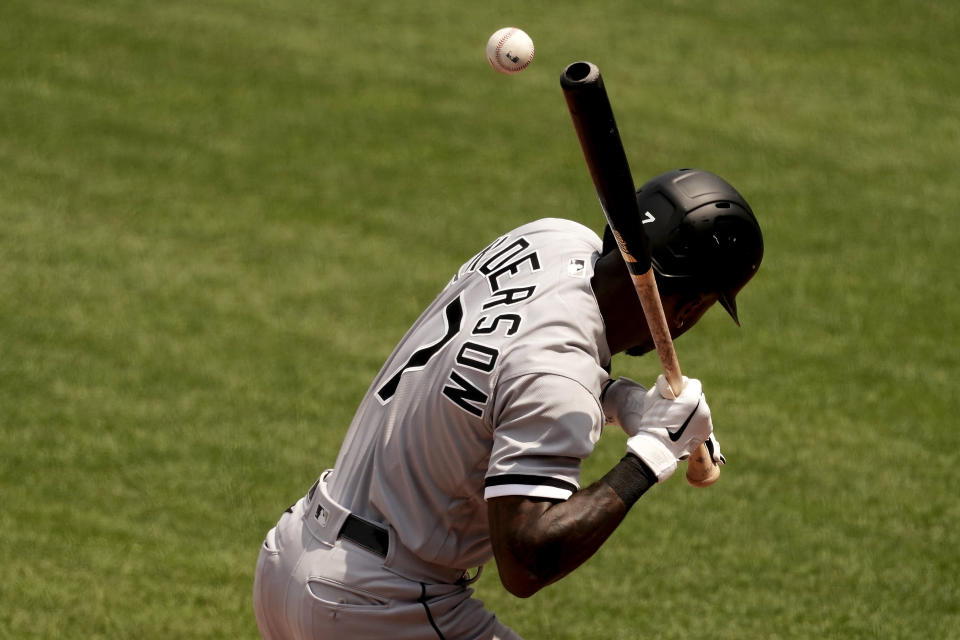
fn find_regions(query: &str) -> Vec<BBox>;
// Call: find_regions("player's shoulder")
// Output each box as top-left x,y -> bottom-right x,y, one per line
511,218 -> 602,248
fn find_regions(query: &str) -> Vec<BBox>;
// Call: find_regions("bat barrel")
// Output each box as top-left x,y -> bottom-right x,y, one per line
560,61 -> 601,86
560,61 -> 650,272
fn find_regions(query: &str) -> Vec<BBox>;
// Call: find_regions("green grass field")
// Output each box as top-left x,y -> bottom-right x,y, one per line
2,1 -> 958,638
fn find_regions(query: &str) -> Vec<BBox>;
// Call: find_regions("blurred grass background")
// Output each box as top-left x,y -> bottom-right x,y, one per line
1,0 -> 958,638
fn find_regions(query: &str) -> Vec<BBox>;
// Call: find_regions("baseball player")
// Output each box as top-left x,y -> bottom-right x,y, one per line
253,169 -> 764,639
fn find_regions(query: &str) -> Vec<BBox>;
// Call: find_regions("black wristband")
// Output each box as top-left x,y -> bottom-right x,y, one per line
602,453 -> 657,508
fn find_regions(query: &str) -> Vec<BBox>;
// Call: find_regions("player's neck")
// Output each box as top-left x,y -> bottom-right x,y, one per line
591,253 -> 651,356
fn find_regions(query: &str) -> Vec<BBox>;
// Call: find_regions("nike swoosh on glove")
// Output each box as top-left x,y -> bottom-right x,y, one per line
623,375 -> 714,482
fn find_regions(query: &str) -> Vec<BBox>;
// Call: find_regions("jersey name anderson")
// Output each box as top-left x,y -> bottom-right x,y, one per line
375,231 -> 543,418
327,219 -> 611,570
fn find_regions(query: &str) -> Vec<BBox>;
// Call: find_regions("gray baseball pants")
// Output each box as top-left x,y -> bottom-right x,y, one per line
253,473 -> 523,640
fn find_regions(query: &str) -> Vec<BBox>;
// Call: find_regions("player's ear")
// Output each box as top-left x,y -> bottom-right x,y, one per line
670,292 -> 718,335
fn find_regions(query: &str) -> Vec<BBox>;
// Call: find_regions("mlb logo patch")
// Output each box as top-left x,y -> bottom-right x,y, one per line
566,258 -> 586,277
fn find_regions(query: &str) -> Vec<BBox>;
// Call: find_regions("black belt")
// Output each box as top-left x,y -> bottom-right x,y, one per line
339,514 -> 390,558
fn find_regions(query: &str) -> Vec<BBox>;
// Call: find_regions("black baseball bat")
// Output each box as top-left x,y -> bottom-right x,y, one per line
560,61 -> 720,487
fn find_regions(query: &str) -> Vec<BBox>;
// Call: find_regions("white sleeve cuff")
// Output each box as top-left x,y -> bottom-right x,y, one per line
483,474 -> 578,501
484,483 -> 574,501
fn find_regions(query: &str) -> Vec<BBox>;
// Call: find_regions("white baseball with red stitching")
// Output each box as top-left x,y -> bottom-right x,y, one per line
485,27 -> 534,74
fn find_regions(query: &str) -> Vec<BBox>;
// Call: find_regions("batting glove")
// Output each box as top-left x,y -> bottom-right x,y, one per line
704,432 -> 727,466
601,377 -> 648,434
623,375 -> 715,482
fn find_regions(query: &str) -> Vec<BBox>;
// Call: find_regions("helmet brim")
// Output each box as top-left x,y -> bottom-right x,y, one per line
718,291 -> 740,327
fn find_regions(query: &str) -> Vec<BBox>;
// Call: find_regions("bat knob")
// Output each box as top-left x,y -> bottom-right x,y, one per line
685,444 -> 720,488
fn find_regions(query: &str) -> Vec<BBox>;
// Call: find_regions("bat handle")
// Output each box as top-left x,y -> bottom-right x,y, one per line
663,367 -> 721,487
635,272 -> 721,488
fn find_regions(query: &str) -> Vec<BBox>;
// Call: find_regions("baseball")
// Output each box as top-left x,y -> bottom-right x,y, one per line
485,27 -> 535,74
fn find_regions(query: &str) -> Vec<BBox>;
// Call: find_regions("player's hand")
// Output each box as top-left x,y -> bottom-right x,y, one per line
601,377 -> 648,435
624,375 -> 714,482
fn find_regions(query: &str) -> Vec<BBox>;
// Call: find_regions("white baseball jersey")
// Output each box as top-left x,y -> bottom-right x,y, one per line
326,218 -> 612,571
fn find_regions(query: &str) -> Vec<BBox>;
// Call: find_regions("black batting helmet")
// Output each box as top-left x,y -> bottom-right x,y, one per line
603,168 -> 764,325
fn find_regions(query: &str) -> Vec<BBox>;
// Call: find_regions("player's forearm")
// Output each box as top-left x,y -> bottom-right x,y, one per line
526,477 -> 635,586
489,455 -> 656,597
527,455 -> 656,586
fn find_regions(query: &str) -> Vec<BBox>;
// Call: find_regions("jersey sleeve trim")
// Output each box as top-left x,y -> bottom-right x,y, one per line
483,474 -> 578,501
484,484 -> 574,501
